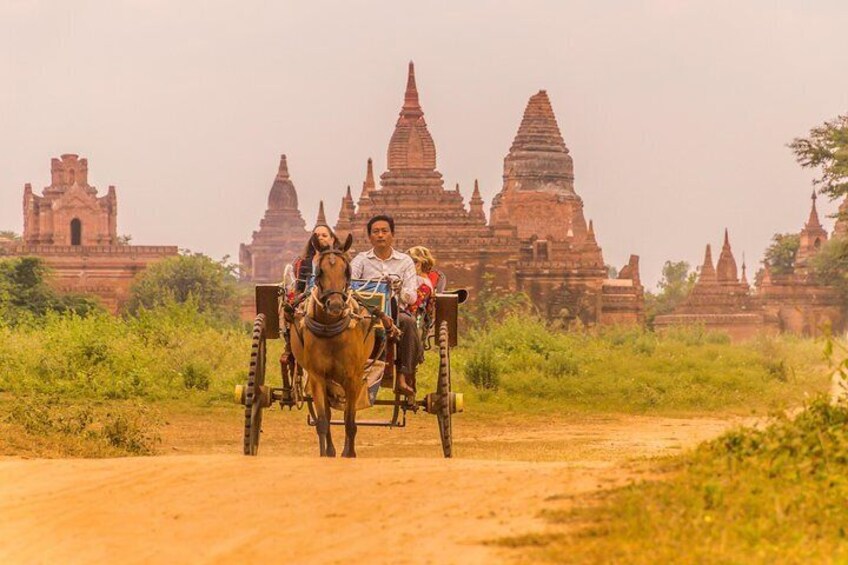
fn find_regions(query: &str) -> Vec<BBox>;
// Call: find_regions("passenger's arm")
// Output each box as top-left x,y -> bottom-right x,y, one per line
400,257 -> 418,305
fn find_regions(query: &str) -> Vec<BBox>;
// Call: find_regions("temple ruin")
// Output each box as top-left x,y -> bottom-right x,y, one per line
0,154 -> 177,311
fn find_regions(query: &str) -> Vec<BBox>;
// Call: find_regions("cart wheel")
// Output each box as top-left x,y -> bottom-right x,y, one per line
436,320 -> 453,458
244,314 -> 267,456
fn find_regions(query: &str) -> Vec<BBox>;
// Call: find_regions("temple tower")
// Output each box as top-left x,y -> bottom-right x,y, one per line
342,62 -> 497,290
239,154 -> 309,282
795,191 -> 828,274
23,153 -> 118,246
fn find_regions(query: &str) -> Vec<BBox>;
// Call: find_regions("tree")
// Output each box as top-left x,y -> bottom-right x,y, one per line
0,231 -> 21,242
789,113 -> 848,200
810,237 -> 848,300
763,233 -> 800,275
645,260 -> 696,327
0,257 -> 101,324
125,253 -> 240,322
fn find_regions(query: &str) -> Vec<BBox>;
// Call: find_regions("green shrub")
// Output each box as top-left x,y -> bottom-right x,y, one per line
181,362 -> 212,391
4,395 -> 160,456
465,345 -> 501,390
544,351 -> 579,378
500,397 -> 848,562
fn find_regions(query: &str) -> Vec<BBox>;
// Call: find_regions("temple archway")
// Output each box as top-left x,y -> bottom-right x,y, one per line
70,218 -> 82,246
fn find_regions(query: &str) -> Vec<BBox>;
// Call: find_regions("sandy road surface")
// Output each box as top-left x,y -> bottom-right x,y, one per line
0,414 -> 740,564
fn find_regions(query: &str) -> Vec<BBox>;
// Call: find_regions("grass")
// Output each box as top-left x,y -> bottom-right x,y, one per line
498,396 -> 848,564
0,308 -> 834,457
446,317 -> 830,416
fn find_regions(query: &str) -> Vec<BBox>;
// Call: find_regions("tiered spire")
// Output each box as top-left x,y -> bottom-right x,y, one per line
469,179 -> 486,223
401,61 -> 423,118
699,244 -> 717,283
315,200 -> 327,227
359,157 -> 376,203
341,186 -> 355,218
499,90 -> 575,196
586,219 -> 597,244
741,254 -> 749,287
276,154 -> 290,180
806,190 -> 823,229
267,154 -> 299,211
386,61 -> 437,172
509,90 -> 567,154
715,228 -> 739,284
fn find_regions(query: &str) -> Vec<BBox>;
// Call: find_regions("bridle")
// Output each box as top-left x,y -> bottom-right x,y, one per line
313,248 -> 351,312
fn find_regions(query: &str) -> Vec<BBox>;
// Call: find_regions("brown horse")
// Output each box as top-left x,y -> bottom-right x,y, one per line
289,233 -> 378,457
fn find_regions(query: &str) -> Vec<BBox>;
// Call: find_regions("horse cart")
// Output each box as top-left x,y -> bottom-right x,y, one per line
234,271 -> 466,458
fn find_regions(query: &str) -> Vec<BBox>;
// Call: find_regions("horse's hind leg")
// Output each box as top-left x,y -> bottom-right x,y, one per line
341,390 -> 357,458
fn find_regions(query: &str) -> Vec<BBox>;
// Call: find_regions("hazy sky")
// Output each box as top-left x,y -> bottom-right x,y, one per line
2,1 -> 847,288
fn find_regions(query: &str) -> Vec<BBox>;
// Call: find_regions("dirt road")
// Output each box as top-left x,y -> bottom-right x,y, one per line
0,413 -> 739,564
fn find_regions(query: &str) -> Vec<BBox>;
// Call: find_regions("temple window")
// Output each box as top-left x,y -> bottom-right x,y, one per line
71,218 -> 82,246
534,240 -> 549,261
814,238 -> 822,249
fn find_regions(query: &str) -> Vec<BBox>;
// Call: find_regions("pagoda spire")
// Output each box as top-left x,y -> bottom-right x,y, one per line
401,61 -> 423,118
699,244 -> 717,283
341,185 -> 355,217
806,190 -> 823,229
359,157 -> 376,203
469,179 -> 486,222
276,154 -> 290,180
315,200 -> 327,227
741,253 -> 749,287
587,219 -> 597,244
716,229 -> 738,284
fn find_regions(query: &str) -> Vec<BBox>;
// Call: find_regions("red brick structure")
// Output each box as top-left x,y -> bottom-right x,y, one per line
241,62 -> 644,326
757,194 -> 844,336
239,155 -> 310,283
656,194 -> 846,339
654,232 -> 769,340
1,154 -> 177,312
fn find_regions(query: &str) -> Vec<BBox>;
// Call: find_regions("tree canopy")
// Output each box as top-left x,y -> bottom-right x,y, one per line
789,113 -> 848,200
763,233 -> 800,275
125,253 -> 241,323
0,257 -> 102,324
645,260 -> 696,327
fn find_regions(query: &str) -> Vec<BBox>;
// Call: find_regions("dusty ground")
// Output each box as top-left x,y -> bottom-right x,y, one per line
0,406 -> 743,564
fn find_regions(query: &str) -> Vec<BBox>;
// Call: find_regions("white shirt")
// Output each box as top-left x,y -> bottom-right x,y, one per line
350,248 -> 418,305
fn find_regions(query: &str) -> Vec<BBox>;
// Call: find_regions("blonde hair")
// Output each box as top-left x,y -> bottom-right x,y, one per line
407,246 -> 435,273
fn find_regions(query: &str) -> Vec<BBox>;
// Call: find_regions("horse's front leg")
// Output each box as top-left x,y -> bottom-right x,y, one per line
324,394 -> 336,457
341,385 -> 358,458
311,382 -> 334,457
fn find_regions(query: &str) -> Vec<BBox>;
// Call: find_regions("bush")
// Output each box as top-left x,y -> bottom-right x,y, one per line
450,316 -> 826,414
544,351 -> 579,378
0,256 -> 103,325
3,395 -> 161,456
125,253 -> 242,324
465,345 -> 501,390
500,397 -> 848,562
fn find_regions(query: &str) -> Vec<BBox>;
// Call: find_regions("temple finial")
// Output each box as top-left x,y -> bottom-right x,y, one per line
277,154 -> 289,180
316,200 -> 327,226
401,61 -> 422,116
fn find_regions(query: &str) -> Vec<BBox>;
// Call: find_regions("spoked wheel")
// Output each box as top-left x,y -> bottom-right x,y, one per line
244,314 -> 267,456
436,320 -> 453,458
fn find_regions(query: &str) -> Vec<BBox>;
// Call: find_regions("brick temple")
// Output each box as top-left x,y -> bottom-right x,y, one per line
0,154 -> 177,311
241,63 -> 645,326
655,193 -> 846,338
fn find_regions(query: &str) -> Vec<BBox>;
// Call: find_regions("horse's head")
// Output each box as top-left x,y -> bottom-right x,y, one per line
314,233 -> 353,317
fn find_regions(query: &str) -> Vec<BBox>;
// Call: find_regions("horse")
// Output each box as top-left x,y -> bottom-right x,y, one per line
289,233 -> 378,457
